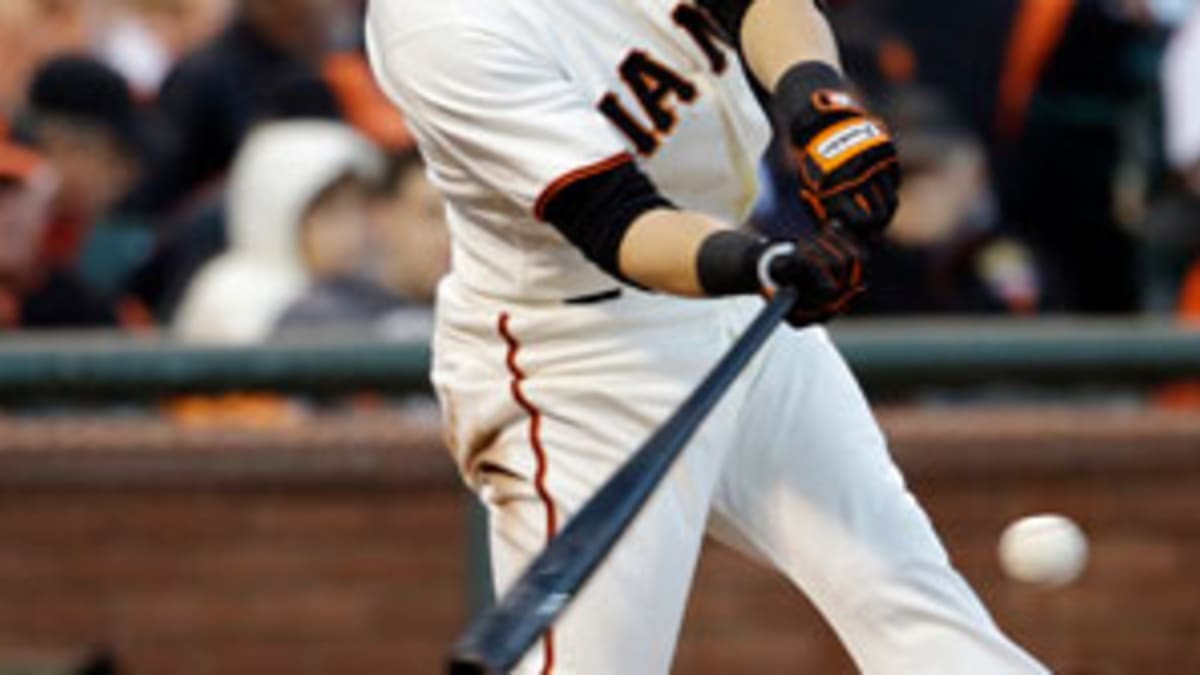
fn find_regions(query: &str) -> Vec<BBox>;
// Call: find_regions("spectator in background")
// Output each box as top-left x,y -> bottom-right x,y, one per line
0,132 -> 117,329
0,1 -> 91,115
173,120 -> 384,344
856,89 -> 1043,315
0,1 -> 233,111
990,0 -> 1170,314
93,0 -> 236,99
22,57 -> 150,260
367,152 -> 449,306
18,56 -> 158,329
273,151 -> 451,339
127,0 -> 348,316
148,0 -> 344,212
126,57 -> 345,321
855,0 -> 1168,313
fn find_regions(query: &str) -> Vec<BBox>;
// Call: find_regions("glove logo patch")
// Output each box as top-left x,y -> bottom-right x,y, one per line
813,90 -> 860,113
810,119 -> 886,172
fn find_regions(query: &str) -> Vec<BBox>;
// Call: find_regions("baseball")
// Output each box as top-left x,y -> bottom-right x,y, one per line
998,514 -> 1089,588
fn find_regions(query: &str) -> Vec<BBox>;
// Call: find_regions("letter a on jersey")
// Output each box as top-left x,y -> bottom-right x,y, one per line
599,50 -> 697,156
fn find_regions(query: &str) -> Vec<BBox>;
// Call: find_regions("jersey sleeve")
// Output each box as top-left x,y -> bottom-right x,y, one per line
368,21 -> 632,219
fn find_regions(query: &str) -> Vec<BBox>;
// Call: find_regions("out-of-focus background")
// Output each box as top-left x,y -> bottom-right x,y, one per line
0,0 -> 1197,673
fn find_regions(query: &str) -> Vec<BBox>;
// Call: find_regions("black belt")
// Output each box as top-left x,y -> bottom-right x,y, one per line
564,288 -> 623,305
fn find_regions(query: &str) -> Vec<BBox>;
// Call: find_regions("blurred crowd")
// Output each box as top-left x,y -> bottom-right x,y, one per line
0,0 -> 1197,339
0,0 -> 445,341
767,0 -> 1200,317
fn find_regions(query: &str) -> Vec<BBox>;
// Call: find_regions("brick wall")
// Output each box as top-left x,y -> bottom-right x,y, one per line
0,407 -> 1197,674
677,408 -> 1200,674
0,488 -> 464,675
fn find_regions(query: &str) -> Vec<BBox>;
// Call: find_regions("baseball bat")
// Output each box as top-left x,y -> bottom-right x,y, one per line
447,285 -> 799,675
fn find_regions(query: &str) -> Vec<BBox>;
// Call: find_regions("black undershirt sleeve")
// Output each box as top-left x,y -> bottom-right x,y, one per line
539,159 -> 675,284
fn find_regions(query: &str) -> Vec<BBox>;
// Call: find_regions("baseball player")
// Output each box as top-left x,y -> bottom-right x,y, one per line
367,1 -> 1048,672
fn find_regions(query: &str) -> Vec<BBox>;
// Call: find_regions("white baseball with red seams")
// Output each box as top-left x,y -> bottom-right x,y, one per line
367,1 -> 1049,673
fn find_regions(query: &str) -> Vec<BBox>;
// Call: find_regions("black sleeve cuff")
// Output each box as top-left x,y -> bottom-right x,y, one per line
539,155 -> 675,283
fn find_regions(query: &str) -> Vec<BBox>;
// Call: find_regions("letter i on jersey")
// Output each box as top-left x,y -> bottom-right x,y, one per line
598,4 -> 732,156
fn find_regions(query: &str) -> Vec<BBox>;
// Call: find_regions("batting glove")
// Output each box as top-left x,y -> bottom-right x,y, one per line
775,62 -> 901,244
698,226 -> 866,327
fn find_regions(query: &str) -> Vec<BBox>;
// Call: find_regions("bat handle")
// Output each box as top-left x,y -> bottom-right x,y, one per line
444,283 -> 799,675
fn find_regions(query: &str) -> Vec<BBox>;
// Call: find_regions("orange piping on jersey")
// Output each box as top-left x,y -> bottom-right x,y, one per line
534,152 -> 635,221
498,312 -> 558,675
996,0 -> 1076,139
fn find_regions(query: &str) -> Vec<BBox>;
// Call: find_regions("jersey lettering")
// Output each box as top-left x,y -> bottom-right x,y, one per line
600,50 -> 697,155
621,50 -> 697,132
672,4 -> 730,74
598,93 -> 659,155
598,4 -> 734,155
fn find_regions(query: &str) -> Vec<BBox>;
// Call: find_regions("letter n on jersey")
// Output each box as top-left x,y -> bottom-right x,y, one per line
597,3 -> 731,156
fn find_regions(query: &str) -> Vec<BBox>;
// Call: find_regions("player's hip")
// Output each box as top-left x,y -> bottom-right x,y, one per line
429,274 -> 755,479
433,273 -> 755,354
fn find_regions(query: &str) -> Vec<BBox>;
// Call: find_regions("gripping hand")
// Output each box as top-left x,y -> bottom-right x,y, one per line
775,63 -> 900,244
697,226 -> 866,327
757,226 -> 865,325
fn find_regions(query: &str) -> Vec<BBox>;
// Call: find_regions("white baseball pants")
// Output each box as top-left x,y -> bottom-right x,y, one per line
432,277 -> 1047,675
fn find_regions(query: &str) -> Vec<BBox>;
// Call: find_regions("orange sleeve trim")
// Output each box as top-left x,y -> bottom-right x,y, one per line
533,152 -> 636,222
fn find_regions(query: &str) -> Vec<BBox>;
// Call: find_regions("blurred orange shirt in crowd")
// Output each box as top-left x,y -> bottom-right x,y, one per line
0,1 -> 90,111
1156,264 -> 1200,409
1180,263 -> 1200,322
323,52 -> 415,153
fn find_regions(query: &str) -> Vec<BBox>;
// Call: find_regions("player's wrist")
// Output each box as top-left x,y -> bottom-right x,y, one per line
696,229 -> 772,297
772,61 -> 857,146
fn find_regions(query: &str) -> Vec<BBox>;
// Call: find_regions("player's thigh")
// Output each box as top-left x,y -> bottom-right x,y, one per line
468,321 -> 738,674
708,328 -> 1049,673
709,327 -> 969,624
713,325 -> 943,574
480,391 -> 736,675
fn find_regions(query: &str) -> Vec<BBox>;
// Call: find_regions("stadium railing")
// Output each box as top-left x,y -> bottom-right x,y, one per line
0,318 -> 1197,398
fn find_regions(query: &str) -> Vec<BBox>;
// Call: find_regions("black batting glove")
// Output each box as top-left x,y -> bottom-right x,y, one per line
759,226 -> 866,326
697,227 -> 866,328
774,62 -> 901,245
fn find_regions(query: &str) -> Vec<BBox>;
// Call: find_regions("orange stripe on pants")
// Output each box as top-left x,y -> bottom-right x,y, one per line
498,312 -> 558,675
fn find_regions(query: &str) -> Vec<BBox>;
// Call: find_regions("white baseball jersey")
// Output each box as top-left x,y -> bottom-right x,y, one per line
367,0 -> 770,302
368,2 -> 1048,673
